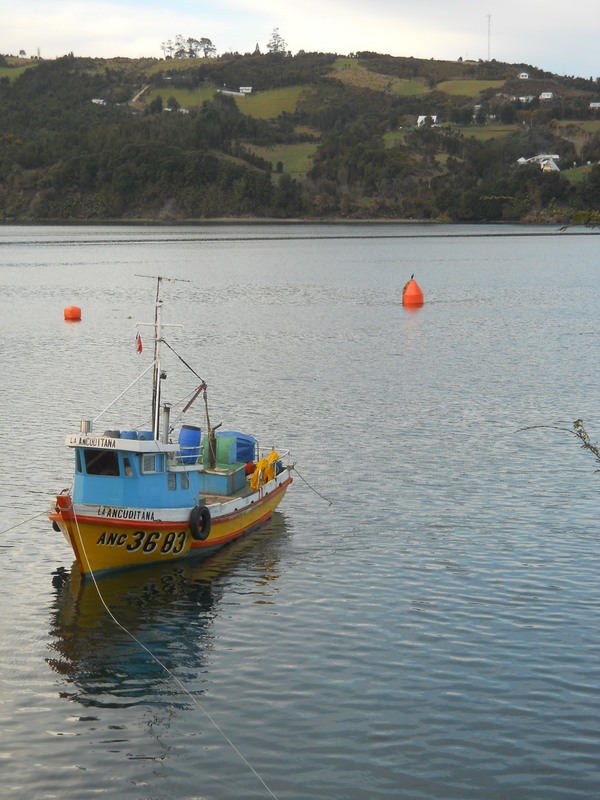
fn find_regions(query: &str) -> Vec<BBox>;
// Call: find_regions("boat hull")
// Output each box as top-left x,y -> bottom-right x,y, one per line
51,475 -> 292,578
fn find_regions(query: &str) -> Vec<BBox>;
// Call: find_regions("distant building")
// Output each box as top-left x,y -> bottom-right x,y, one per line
541,159 -> 560,172
539,92 -> 554,100
239,86 -> 253,94
517,154 -> 560,172
417,115 -> 438,127
590,101 -> 600,109
518,72 -> 529,79
508,94 -> 536,104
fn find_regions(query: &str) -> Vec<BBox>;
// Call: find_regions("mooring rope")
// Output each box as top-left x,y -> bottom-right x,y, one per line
71,508 -> 280,800
291,465 -> 333,506
0,509 -> 48,536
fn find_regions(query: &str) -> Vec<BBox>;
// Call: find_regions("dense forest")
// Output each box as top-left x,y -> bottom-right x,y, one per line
1,50 -> 600,223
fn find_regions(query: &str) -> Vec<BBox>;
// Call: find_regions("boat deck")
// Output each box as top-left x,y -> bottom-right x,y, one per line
202,477 -> 255,506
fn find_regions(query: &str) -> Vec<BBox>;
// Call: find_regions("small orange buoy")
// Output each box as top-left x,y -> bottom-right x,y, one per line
402,276 -> 423,308
64,306 -> 82,321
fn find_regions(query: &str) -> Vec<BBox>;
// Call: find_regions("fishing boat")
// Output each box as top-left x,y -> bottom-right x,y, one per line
50,277 -> 293,579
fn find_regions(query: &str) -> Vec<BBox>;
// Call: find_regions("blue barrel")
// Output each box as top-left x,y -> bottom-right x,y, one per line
178,425 -> 202,464
120,430 -> 137,440
137,431 -> 154,441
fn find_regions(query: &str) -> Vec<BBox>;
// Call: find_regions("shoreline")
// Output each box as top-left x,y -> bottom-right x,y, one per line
0,216 -> 572,227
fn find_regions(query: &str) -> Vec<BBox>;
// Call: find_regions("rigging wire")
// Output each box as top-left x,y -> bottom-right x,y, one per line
161,337 -> 206,384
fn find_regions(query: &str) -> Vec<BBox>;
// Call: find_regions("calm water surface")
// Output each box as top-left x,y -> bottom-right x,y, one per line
0,224 -> 598,799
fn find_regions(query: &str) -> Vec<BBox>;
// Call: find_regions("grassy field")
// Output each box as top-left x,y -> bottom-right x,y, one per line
0,63 -> 38,81
331,57 -> 426,96
452,123 -> 520,140
437,79 -> 506,97
136,85 -> 305,117
233,86 -> 306,118
554,120 -> 600,135
144,58 -> 207,77
383,130 -> 406,148
390,79 -> 428,97
140,86 -> 217,109
385,124 -> 521,147
562,164 -> 595,184
246,142 -> 317,178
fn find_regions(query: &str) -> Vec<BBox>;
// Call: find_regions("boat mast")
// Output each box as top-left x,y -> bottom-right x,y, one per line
151,277 -> 163,439
136,273 -> 186,441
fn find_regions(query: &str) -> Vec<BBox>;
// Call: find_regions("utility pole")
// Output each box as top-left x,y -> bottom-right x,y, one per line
487,14 -> 491,61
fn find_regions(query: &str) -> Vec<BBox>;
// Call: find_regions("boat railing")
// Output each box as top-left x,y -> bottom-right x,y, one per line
260,447 -> 290,463
167,440 -> 291,475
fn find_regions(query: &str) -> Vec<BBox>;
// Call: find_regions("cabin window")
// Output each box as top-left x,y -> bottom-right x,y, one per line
180,472 -> 189,490
76,451 -> 83,473
141,453 -> 163,474
123,455 -> 133,477
83,449 -> 120,476
167,472 -> 177,491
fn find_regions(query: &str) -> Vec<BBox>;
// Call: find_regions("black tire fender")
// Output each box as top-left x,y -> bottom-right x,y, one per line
190,505 -> 211,541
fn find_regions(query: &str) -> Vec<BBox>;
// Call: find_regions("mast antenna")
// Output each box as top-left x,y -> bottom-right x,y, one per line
135,275 -> 187,439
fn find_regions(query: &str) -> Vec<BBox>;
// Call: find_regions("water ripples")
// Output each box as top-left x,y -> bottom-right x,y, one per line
1,225 -> 599,799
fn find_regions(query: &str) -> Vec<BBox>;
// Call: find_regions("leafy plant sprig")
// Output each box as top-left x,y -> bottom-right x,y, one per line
518,419 -> 600,470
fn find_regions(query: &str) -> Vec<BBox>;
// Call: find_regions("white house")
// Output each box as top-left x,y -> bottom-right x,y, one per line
239,86 -> 253,94
590,101 -> 600,109
518,72 -> 529,80
539,92 -> 554,100
417,115 -> 438,127
541,159 -> 560,172
517,154 -> 561,172
530,154 -> 560,164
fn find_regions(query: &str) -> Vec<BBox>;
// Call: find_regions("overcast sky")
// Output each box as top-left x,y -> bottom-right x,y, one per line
4,0 -> 599,79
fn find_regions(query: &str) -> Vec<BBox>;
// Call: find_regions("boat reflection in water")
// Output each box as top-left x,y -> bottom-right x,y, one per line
47,513 -> 289,706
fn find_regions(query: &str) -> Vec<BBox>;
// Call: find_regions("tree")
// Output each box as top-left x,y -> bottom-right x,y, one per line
163,34 -> 216,59
199,37 -> 216,57
173,35 -> 187,59
148,95 -> 163,114
498,101 -> 516,124
267,28 -> 287,54
161,39 -> 174,58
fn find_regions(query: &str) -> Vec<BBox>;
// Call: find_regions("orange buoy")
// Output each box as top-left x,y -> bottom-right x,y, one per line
402,276 -> 423,308
64,305 -> 81,321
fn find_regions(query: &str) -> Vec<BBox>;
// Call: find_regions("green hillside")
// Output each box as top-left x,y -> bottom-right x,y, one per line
0,50 -> 599,223
437,79 -> 506,97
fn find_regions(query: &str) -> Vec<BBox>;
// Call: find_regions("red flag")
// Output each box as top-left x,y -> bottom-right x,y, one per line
136,332 -> 142,354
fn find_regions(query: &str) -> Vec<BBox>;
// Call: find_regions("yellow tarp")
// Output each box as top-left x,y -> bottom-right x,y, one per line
250,449 -> 279,490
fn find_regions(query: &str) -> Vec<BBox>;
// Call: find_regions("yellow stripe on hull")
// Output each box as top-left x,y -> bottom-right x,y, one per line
190,479 -> 289,553
52,478 -> 291,577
